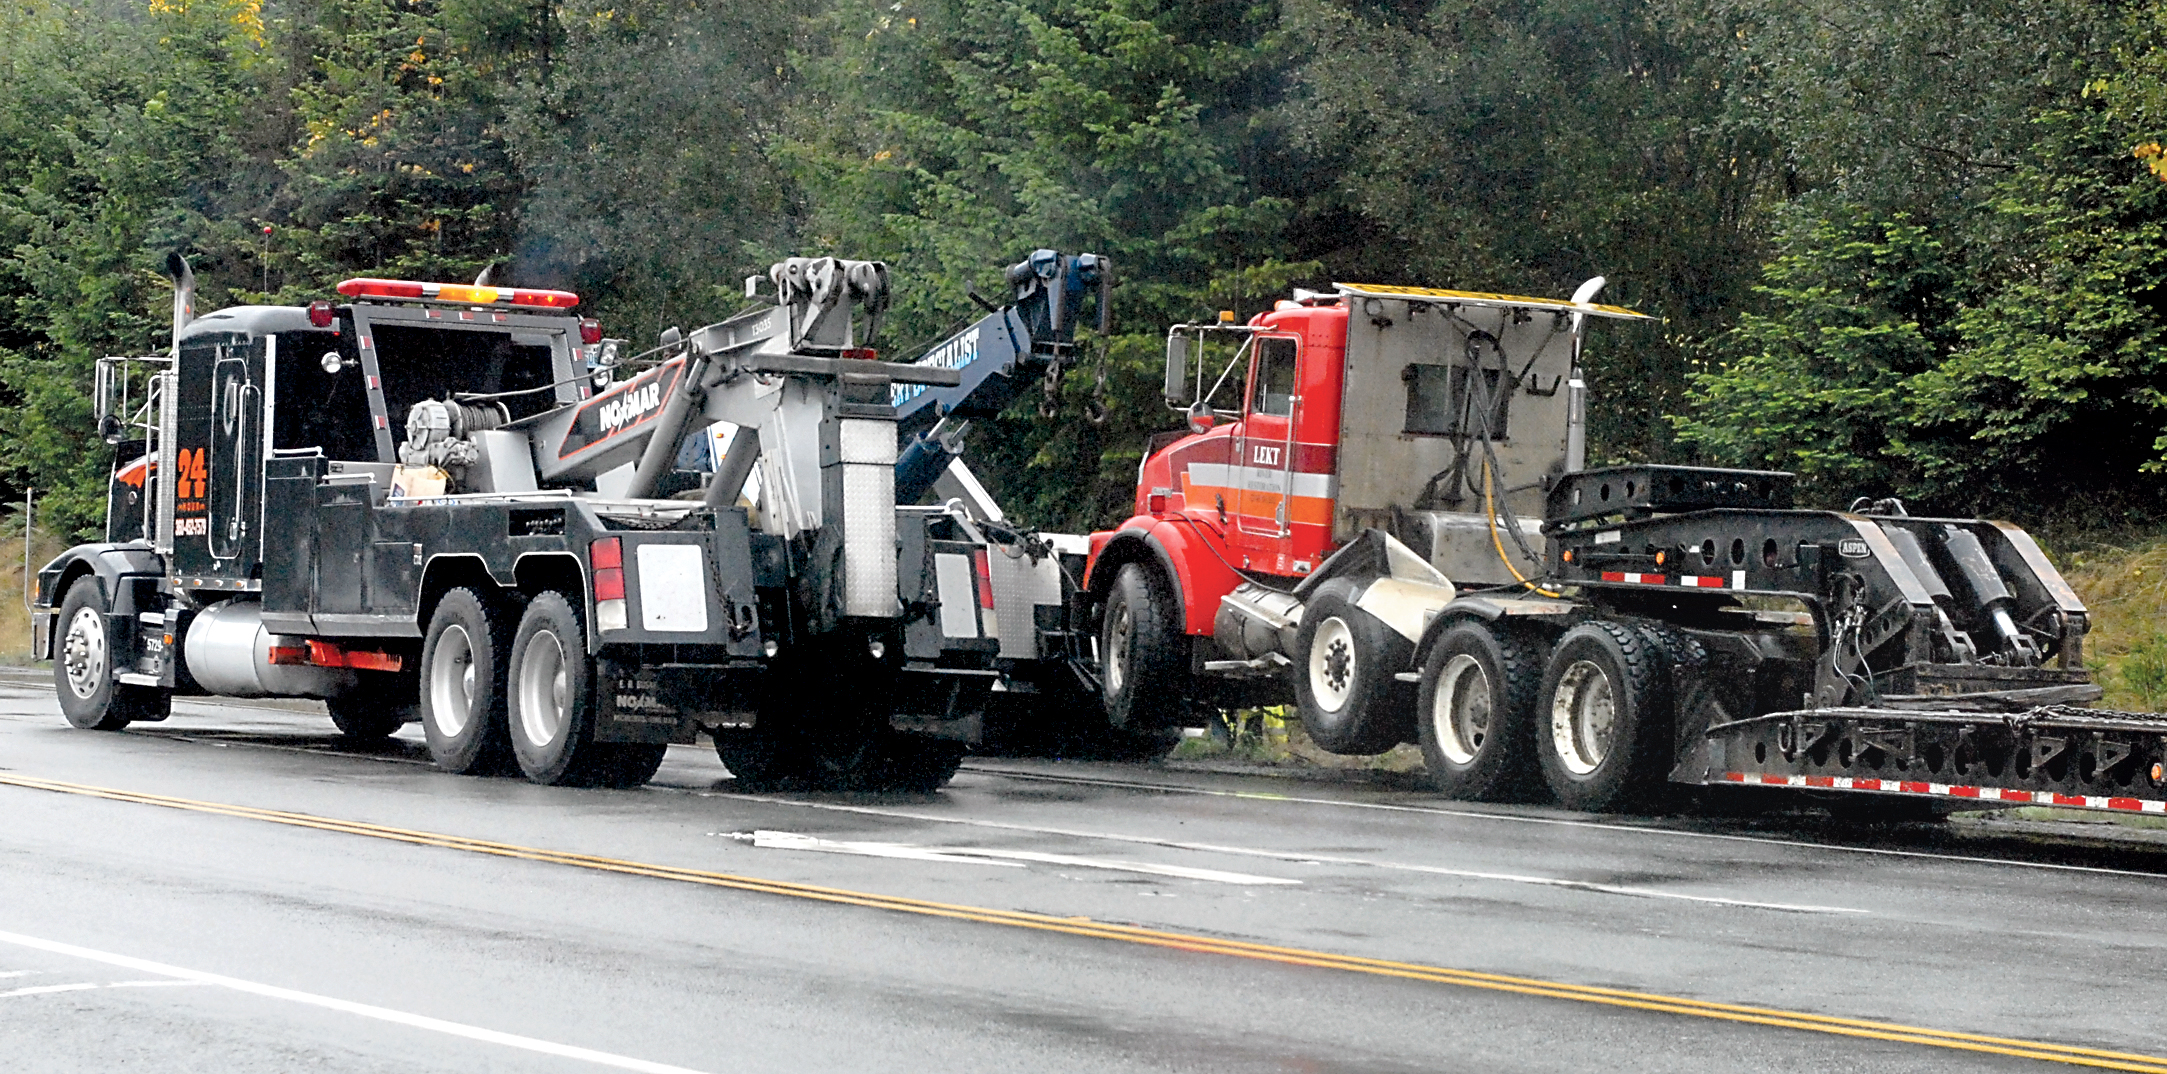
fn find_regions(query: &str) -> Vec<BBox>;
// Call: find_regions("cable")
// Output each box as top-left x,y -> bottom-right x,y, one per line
1483,458 -> 1562,597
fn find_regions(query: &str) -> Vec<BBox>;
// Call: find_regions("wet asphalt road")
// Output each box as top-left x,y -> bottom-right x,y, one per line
3,675 -> 2166,1073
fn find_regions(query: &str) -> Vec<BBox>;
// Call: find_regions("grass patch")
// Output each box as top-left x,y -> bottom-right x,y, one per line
2059,538 -> 2167,711
1171,707 -> 1426,773
0,516 -> 67,666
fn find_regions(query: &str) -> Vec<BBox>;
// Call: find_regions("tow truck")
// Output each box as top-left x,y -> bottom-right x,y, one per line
34,250 -> 1098,791
1072,280 -> 2167,818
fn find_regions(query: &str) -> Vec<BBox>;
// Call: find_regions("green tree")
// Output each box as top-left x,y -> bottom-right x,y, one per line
1277,0 -> 1768,461
1674,208 -> 1957,500
779,0 -> 1308,529
0,0 -> 276,536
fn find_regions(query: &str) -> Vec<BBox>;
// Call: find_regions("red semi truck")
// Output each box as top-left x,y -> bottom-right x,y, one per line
1069,281 -> 2167,818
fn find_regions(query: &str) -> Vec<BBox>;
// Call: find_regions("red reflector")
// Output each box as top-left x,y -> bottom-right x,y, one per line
1147,492 -> 1167,513
594,567 -> 625,601
839,347 -> 879,361
308,301 -> 335,328
973,550 -> 995,609
590,537 -> 623,570
580,318 -> 602,345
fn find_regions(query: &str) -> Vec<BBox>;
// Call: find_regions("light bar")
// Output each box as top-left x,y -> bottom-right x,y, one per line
1333,282 -> 1652,320
335,278 -> 580,310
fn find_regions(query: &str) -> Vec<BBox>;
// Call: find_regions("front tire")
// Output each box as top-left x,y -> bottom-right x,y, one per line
420,587 -> 516,775
1099,563 -> 1186,730
1292,585 -> 1410,755
1418,621 -> 1542,800
55,577 -> 165,730
1536,620 -> 1669,812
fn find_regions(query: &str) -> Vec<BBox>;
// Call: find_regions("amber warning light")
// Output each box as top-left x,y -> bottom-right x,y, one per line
335,278 -> 580,310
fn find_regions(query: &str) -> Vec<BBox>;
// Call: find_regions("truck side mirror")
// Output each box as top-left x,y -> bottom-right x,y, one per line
1163,333 -> 1188,404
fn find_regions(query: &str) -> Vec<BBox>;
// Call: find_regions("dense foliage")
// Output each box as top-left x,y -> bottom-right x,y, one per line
4,0 -> 2167,537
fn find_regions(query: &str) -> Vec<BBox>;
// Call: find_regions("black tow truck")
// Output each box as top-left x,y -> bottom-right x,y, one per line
33,254 -> 1074,790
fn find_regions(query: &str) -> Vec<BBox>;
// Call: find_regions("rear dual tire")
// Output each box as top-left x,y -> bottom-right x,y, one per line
421,588 -> 517,775
1418,622 -> 1542,800
422,587 -> 662,788
1536,620 -> 1673,813
506,591 -> 663,788
328,675 -> 417,741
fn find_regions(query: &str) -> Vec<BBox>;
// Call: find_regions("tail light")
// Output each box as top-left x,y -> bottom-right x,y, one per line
591,537 -> 626,631
307,301 -> 335,328
579,318 -> 602,345
972,549 -> 995,609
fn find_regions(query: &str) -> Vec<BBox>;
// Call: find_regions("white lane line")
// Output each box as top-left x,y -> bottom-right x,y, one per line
713,796 -> 1859,913
738,830 -> 1298,886
0,979 -> 210,999
0,970 -> 37,978
1,983 -> 100,998
958,765 -> 2167,880
0,930 -> 715,1074
740,831 -> 1024,868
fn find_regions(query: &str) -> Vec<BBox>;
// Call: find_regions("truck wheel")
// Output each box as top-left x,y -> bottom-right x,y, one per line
714,728 -> 809,790
601,743 -> 669,789
870,735 -> 968,793
55,577 -> 165,730
420,587 -> 516,775
508,591 -> 631,787
1536,621 -> 1669,812
1292,586 -> 1410,755
327,675 -> 417,741
1099,563 -> 1185,729
1418,621 -> 1542,800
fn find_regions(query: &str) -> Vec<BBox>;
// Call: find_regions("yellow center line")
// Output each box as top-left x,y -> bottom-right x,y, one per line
4,772 -> 2162,1072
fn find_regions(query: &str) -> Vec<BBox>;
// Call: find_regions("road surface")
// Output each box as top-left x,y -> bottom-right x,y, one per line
2,674 -> 2164,1073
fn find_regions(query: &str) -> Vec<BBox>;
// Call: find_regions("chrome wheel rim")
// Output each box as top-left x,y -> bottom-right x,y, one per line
1309,616 -> 1357,712
517,628 -> 568,748
1433,654 -> 1490,765
61,605 -> 105,700
429,624 -> 475,739
1104,599 -> 1133,696
1550,659 -> 1614,776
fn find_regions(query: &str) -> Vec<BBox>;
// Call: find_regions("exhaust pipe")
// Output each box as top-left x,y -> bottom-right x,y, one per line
165,252 -> 195,358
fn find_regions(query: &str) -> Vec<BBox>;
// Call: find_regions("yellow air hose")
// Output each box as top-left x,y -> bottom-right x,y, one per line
1484,458 -> 1562,597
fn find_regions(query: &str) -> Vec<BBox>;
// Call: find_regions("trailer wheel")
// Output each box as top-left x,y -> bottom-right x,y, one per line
1292,586 -> 1410,755
327,675 -> 417,741
1418,621 -> 1542,800
508,591 -> 639,787
55,577 -> 166,731
1536,620 -> 1668,811
1100,563 -> 1185,729
420,587 -> 516,775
